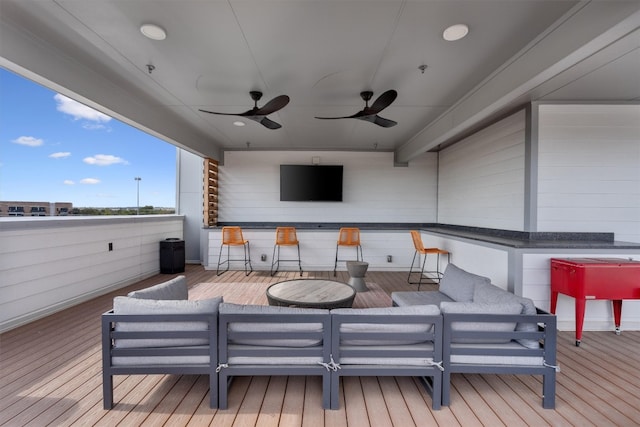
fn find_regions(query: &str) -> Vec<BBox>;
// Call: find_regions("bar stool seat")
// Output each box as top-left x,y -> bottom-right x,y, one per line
270,226 -> 302,276
217,226 -> 252,276
334,227 -> 363,276
407,230 -> 450,290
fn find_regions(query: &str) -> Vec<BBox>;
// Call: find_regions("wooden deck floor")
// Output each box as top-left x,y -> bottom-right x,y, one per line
1,265 -> 639,426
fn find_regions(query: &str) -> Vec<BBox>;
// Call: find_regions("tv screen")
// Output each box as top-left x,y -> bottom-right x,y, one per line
280,165 -> 343,202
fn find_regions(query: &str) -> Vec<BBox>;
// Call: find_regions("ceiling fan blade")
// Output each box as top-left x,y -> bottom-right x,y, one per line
354,114 -> 397,127
368,90 -> 397,114
316,109 -> 369,120
258,116 -> 282,129
199,109 -> 247,116
373,115 -> 397,128
255,95 -> 290,115
315,115 -> 357,120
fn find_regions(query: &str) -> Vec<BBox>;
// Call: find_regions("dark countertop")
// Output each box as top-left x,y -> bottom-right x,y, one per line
212,222 -> 640,250
215,222 -> 430,230
424,226 -> 640,249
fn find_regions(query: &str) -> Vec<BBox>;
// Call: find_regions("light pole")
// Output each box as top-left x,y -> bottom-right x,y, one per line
134,177 -> 141,215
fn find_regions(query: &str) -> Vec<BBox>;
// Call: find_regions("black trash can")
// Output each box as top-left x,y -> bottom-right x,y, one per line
160,238 -> 185,274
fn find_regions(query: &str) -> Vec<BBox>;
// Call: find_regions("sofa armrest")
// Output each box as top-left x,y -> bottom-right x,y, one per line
101,310 -> 218,409
102,310 -> 217,362
441,308 -> 558,409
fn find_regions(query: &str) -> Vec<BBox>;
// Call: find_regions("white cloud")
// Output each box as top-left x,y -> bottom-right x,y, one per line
50,152 -> 71,159
64,180 -> 75,185
80,178 -> 101,184
12,136 -> 44,147
54,94 -> 112,123
83,154 -> 128,166
82,123 -> 108,131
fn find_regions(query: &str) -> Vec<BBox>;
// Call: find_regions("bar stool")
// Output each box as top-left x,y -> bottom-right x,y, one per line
270,226 -> 302,276
217,226 -> 252,276
407,230 -> 450,290
334,227 -> 363,276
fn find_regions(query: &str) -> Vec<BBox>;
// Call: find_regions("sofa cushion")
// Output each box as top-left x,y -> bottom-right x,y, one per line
339,343 -> 436,366
438,264 -> 491,302
441,301 -> 522,343
113,295 -> 222,348
331,305 -> 440,346
391,291 -> 454,307
473,282 -> 540,348
219,303 -> 327,348
450,342 -> 544,365
127,275 -> 188,300
112,352 -> 210,366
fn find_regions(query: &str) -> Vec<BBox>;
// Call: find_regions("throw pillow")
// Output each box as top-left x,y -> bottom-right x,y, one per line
127,275 -> 188,300
438,264 -> 491,302
473,282 -> 540,348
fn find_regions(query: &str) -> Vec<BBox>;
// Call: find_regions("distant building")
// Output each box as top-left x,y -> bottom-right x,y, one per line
0,201 -> 73,217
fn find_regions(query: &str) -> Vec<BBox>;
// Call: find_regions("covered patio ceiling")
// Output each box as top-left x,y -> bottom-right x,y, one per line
0,1 -> 638,163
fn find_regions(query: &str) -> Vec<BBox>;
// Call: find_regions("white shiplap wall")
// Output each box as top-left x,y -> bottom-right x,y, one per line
218,151 -> 437,223
537,104 -> 640,243
0,215 -> 184,332
437,110 -> 526,230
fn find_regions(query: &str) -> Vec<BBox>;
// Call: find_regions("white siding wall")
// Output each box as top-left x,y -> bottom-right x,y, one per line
218,151 -> 437,223
0,215 -> 183,332
537,104 -> 640,243
438,110 -> 526,230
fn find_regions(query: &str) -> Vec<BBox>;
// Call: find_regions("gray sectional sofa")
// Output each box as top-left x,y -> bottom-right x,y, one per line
392,264 -> 559,409
102,266 -> 558,410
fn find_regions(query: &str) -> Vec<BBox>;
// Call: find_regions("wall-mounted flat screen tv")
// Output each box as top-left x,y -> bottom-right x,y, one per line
280,165 -> 343,202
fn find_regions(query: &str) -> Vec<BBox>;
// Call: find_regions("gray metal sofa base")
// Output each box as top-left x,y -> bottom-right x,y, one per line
101,311 -> 218,409
217,309 -> 333,409
442,308 -> 558,409
330,310 -> 444,410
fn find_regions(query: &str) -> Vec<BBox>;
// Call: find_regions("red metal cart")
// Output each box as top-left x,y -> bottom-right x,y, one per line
550,257 -> 640,346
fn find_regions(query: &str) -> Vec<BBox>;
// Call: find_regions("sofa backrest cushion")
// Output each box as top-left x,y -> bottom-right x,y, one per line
473,282 -> 540,348
113,295 -> 222,348
441,301 -> 522,343
219,303 -> 328,348
331,305 -> 440,346
391,291 -> 454,307
127,275 -> 188,300
438,264 -> 491,302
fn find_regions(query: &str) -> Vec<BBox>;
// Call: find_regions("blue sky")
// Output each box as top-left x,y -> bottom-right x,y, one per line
0,68 -> 177,208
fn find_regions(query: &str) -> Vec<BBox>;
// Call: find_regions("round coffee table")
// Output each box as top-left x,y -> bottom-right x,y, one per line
266,279 -> 356,309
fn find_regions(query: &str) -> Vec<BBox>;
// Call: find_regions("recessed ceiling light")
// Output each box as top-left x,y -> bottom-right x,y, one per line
233,121 -> 246,127
140,24 -> 167,41
443,24 -> 469,41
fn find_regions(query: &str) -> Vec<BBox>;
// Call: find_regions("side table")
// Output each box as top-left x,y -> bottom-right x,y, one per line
346,261 -> 369,292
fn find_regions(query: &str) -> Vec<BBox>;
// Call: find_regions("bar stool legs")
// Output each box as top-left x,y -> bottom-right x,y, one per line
334,228 -> 363,276
407,230 -> 450,290
408,249 -> 450,290
270,242 -> 302,276
270,227 -> 303,276
216,226 -> 253,276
